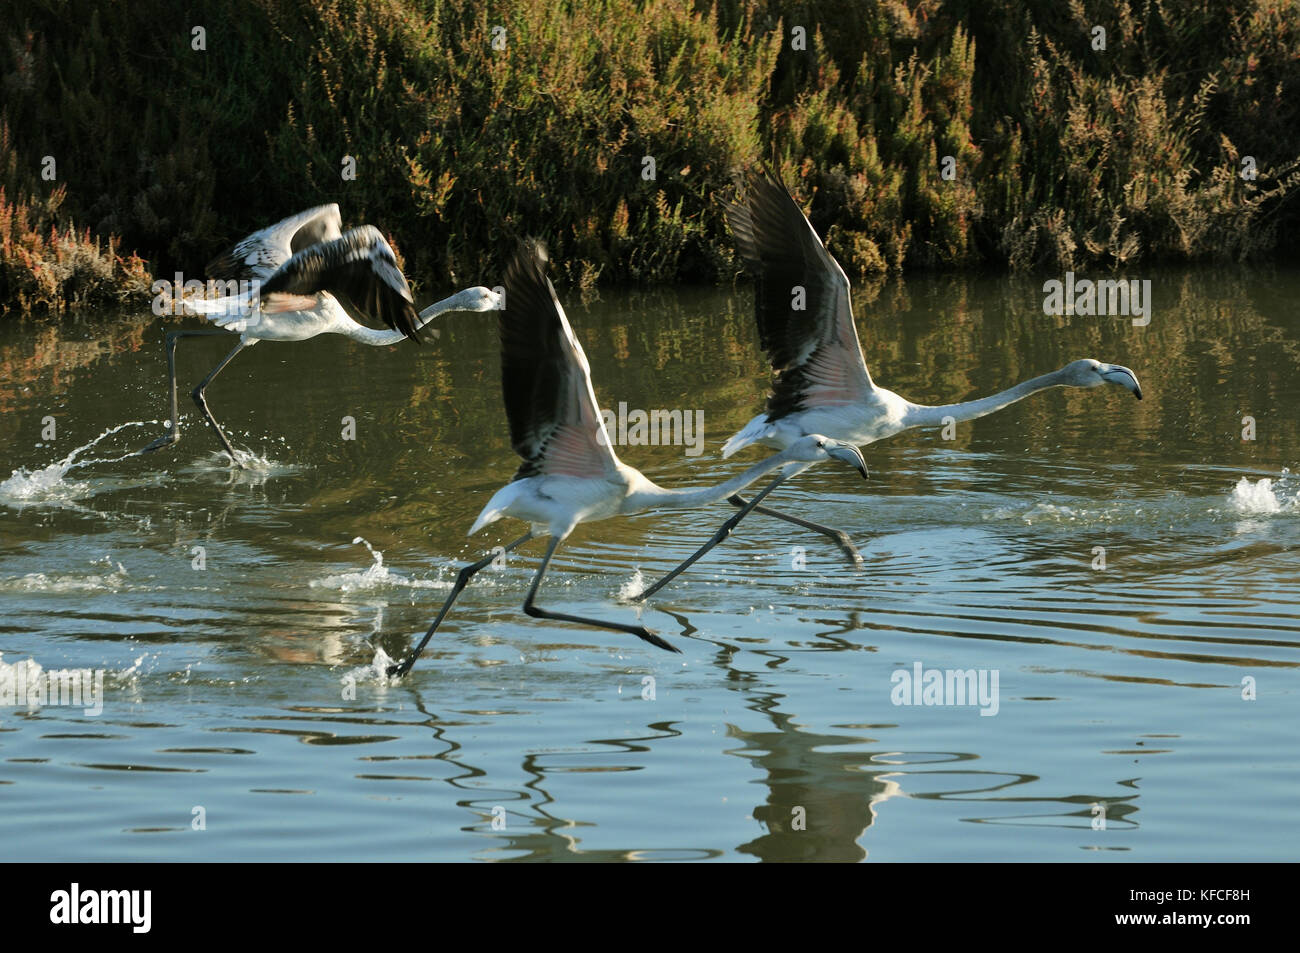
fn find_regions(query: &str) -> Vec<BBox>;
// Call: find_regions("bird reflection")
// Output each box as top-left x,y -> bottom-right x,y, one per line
378,599 -> 1143,860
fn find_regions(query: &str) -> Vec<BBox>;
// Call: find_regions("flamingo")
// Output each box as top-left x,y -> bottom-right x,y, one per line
137,204 -> 501,466
387,240 -> 866,677
635,168 -> 1143,598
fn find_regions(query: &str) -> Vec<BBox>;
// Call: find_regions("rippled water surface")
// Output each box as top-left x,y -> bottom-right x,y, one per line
1,269 -> 1297,861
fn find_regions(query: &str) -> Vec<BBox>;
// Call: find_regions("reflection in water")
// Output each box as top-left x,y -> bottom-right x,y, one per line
728,687 -> 899,862
380,635 -> 1149,861
0,268 -> 1297,860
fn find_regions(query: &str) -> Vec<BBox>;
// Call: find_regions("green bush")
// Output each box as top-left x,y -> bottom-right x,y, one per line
1,0 -> 1296,314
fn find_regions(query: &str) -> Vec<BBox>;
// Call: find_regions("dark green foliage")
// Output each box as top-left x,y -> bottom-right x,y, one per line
2,0 -> 1297,314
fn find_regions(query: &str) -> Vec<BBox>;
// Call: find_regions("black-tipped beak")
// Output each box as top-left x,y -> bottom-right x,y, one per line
1102,365 -> 1143,401
829,444 -> 869,480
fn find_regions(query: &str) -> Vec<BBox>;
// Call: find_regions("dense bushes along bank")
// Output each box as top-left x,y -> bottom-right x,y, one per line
2,0 -> 1297,314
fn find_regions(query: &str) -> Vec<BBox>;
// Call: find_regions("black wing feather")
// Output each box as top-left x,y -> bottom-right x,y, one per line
260,225 -> 421,343
727,167 -> 867,420
501,241 -> 566,480
206,204 -> 343,282
499,240 -> 617,482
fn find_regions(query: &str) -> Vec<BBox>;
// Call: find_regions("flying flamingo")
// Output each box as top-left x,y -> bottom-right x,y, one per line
634,168 -> 1143,599
137,204 -> 501,466
387,240 -> 866,677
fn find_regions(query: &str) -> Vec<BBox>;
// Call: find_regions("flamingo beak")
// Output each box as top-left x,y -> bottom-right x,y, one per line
828,443 -> 869,480
1101,364 -> 1143,400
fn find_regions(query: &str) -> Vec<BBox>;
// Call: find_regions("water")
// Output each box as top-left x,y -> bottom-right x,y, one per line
1,268 -> 1297,861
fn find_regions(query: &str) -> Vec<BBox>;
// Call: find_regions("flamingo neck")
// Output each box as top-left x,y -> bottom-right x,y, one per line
341,290 -> 484,347
901,368 -> 1071,429
626,453 -> 808,512
342,324 -> 408,346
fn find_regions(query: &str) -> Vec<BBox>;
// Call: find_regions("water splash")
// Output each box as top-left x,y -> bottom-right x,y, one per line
229,448 -> 274,469
1005,502 -> 1079,524
0,653 -> 44,706
310,537 -> 447,592
984,473 -> 1300,527
617,569 -> 646,602
1230,471 -> 1297,515
986,500 -> 1137,526
340,647 -> 398,690
0,651 -> 154,711
0,421 -> 152,506
0,562 -> 130,593
182,445 -> 298,484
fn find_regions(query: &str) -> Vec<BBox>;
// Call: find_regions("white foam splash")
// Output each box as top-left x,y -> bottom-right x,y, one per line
617,569 -> 646,601
0,653 -> 44,699
0,421 -> 152,506
987,501 -> 1097,525
310,537 -> 447,592
340,647 -> 397,689
0,651 -> 155,709
117,653 -> 149,678
229,448 -> 275,469
222,445 -> 299,472
1229,474 -> 1296,514
0,561 -> 130,593
184,447 -> 297,483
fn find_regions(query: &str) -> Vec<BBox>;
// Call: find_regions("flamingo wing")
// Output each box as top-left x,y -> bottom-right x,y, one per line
499,241 -> 620,482
258,226 -> 420,343
727,168 -> 875,421
205,204 -> 343,282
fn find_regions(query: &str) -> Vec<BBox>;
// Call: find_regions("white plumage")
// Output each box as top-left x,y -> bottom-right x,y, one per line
139,204 -> 502,465
388,240 -> 867,677
707,167 -> 1144,559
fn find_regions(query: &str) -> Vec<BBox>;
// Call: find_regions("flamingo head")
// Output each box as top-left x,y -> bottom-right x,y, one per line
1063,359 -> 1143,399
459,286 -> 504,312
788,435 -> 868,479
